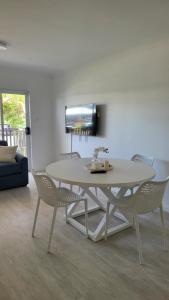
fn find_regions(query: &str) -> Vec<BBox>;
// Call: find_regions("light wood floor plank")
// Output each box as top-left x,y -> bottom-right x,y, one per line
0,174 -> 169,300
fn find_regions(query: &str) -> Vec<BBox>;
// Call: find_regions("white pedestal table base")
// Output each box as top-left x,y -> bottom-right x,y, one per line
66,186 -> 131,242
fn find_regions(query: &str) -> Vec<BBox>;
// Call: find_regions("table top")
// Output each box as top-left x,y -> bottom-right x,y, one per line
46,158 -> 155,188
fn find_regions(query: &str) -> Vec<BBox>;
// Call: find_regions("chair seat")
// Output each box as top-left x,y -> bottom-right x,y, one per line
58,187 -> 85,203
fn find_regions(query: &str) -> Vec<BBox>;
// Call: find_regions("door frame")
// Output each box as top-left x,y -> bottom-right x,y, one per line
0,89 -> 32,170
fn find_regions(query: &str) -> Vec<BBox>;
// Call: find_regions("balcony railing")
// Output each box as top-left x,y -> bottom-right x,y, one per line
0,128 -> 27,156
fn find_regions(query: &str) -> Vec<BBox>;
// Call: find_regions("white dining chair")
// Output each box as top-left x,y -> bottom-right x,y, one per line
60,151 -> 98,197
59,152 -> 81,190
131,153 -> 154,166
32,173 -> 88,253
129,154 -> 155,195
105,177 -> 169,264
60,152 -> 81,160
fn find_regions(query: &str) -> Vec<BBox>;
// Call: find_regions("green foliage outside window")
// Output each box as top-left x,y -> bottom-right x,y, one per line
2,94 -> 26,128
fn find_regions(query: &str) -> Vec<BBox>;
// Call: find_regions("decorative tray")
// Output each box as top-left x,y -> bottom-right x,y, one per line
85,163 -> 113,173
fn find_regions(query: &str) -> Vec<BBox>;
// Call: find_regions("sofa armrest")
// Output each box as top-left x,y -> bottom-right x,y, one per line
15,152 -> 28,173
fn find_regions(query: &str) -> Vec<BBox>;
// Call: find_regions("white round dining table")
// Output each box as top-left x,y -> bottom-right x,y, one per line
46,158 -> 155,188
46,158 -> 155,242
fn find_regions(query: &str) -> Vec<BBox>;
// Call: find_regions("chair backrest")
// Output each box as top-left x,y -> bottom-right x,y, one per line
60,152 -> 81,160
33,172 -> 72,207
33,173 -> 58,207
131,154 -> 154,166
153,159 -> 169,180
131,176 -> 169,214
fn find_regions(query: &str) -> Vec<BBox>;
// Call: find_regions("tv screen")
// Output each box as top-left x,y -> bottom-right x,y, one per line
65,103 -> 97,136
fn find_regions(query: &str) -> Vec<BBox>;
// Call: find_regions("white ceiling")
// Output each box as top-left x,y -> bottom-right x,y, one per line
0,0 -> 169,73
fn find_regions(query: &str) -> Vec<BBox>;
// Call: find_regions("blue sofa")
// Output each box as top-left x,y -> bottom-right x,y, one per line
0,140 -> 28,190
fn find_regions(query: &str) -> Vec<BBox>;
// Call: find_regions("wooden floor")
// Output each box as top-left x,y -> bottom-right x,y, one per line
0,175 -> 169,300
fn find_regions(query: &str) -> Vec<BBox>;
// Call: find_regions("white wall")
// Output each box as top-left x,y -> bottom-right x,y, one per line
0,64 -> 55,170
53,39 -> 169,209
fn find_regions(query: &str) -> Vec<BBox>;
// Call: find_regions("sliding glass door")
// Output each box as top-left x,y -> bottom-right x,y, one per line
0,93 -> 4,140
0,92 -> 31,168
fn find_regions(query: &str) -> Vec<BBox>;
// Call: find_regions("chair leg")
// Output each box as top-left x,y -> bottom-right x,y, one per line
133,215 -> 143,264
32,196 -> 40,238
130,188 -> 134,195
84,199 -> 88,237
95,187 -> 98,197
131,215 -> 136,229
65,205 -> 68,223
47,207 -> 57,253
160,204 -> 167,250
105,201 -> 110,240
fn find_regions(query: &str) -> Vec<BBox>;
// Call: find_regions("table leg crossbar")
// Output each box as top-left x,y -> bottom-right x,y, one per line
66,186 -> 131,242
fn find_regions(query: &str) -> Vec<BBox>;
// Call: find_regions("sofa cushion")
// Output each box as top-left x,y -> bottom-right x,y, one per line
0,162 -> 22,177
0,146 -> 18,163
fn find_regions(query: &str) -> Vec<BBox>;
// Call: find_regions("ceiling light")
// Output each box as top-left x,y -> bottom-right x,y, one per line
0,41 -> 8,50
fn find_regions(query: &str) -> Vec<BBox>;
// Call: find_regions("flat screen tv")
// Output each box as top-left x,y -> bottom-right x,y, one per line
65,103 -> 97,136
